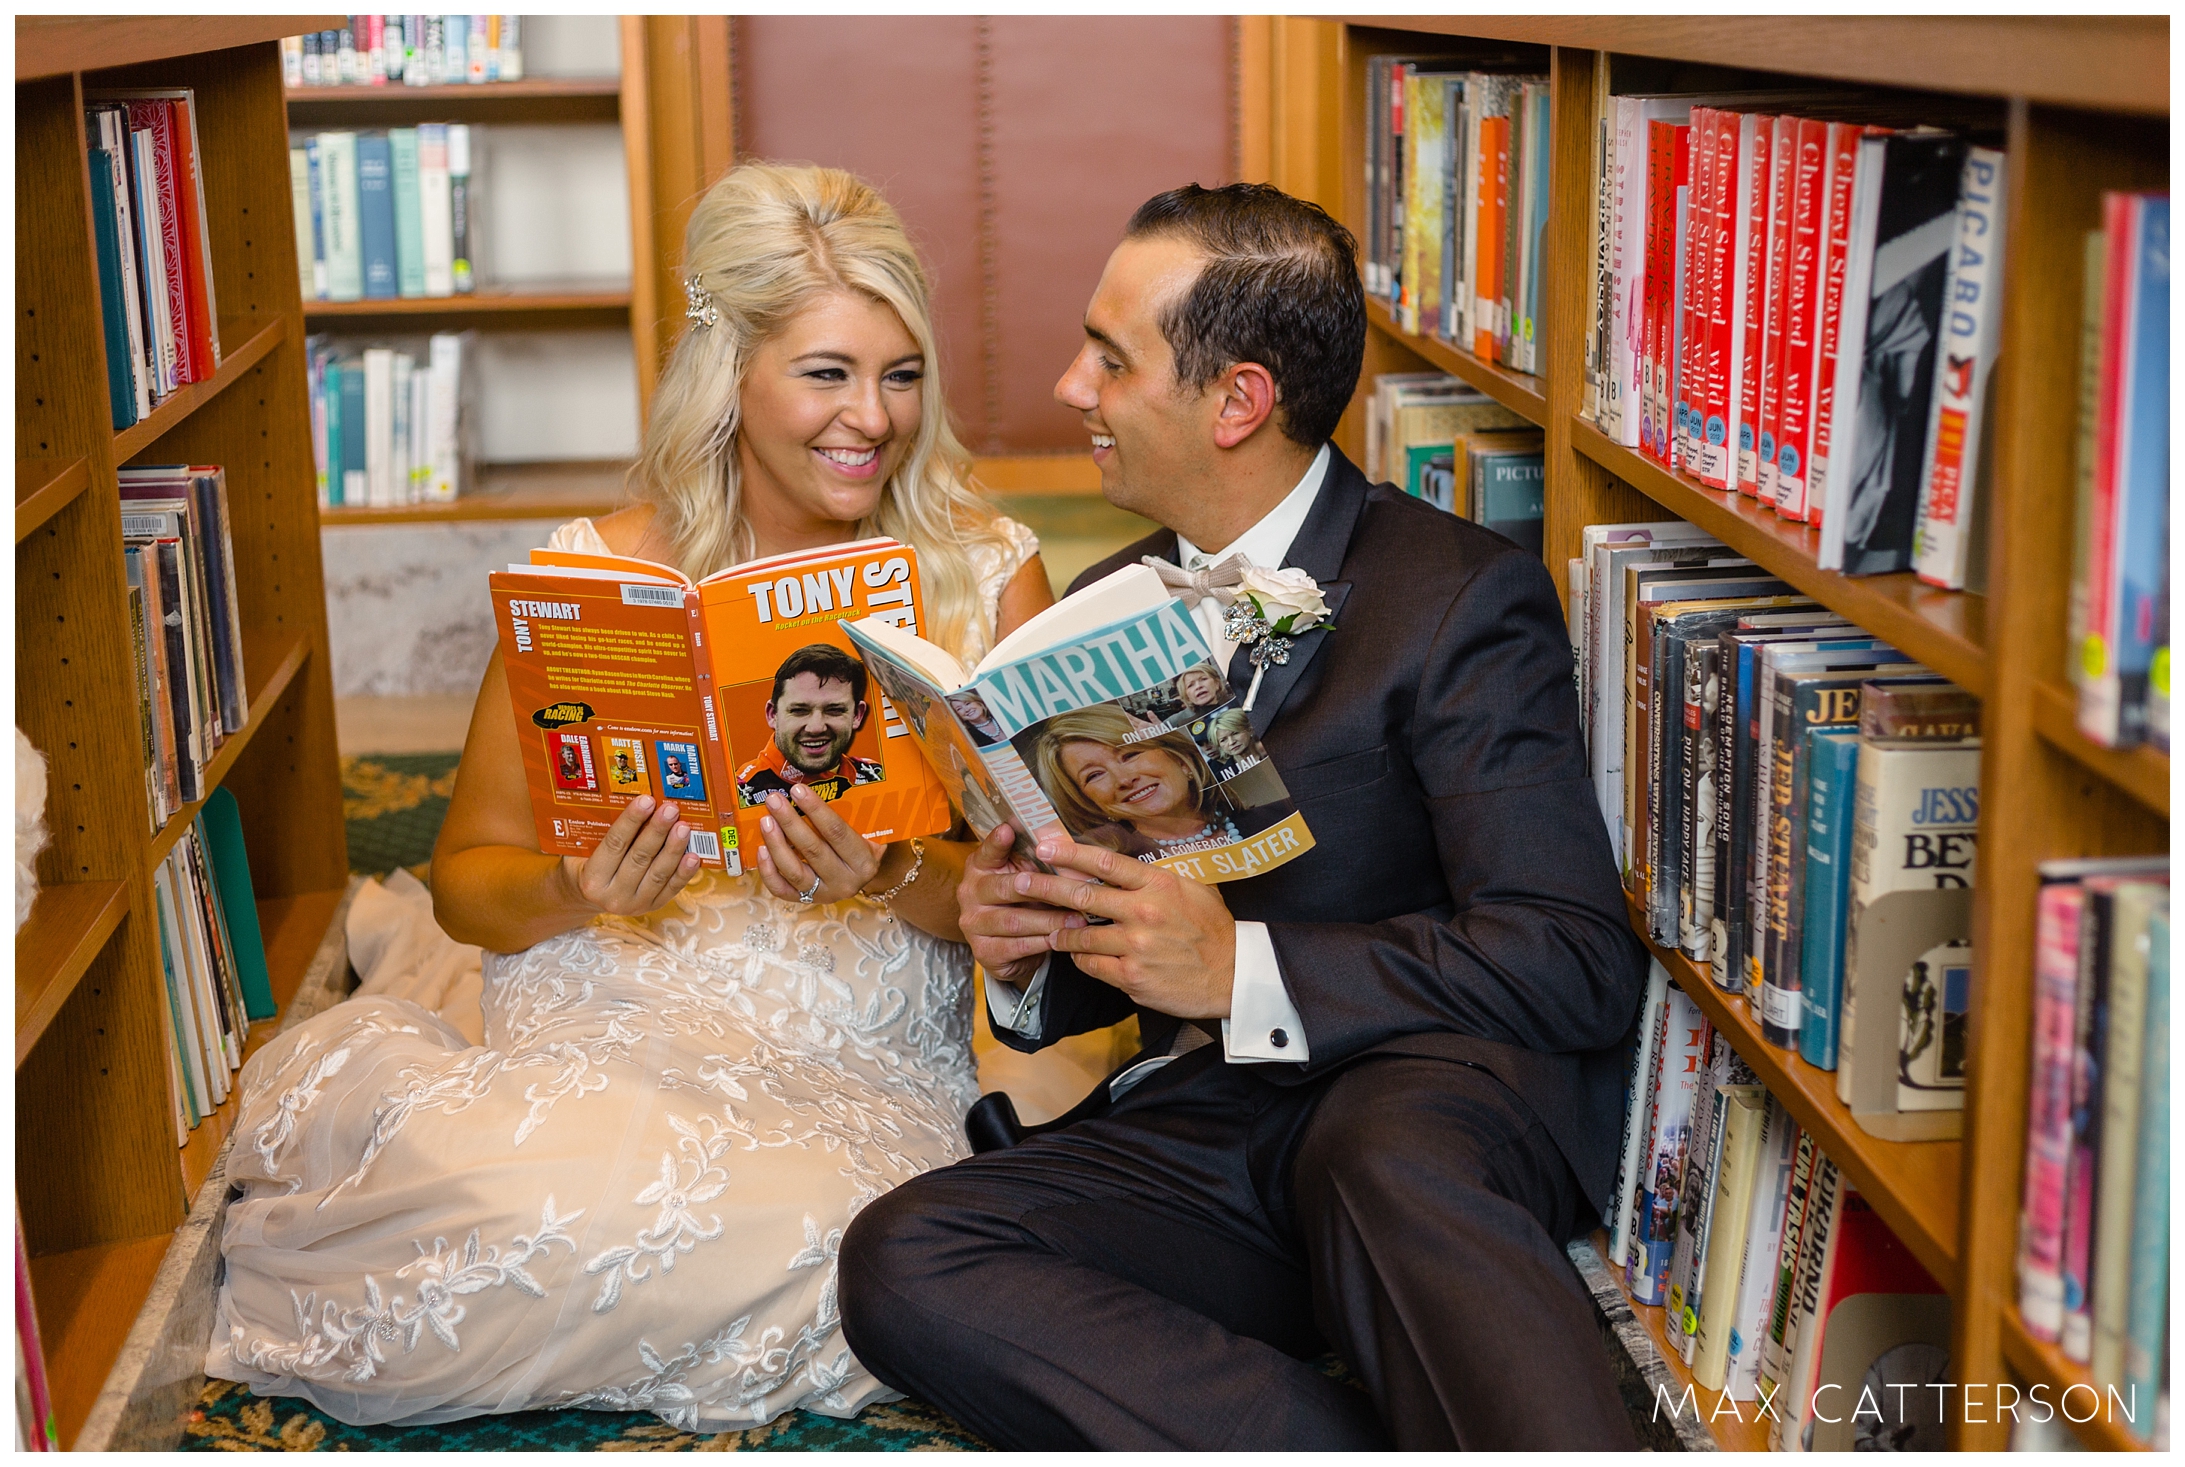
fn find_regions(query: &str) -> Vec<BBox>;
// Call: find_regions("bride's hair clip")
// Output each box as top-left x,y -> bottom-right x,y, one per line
685,273 -> 720,330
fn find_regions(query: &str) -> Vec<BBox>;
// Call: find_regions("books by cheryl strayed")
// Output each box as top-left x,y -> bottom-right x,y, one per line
490,537 -> 953,874
845,563 -> 1314,884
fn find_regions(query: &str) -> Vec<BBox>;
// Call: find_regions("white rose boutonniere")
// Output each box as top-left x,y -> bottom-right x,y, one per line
1224,567 -> 1336,711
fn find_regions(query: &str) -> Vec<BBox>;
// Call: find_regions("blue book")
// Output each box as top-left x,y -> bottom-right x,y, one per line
2100,196 -> 2169,746
389,127 -> 427,298
1796,730 -> 1861,1070
305,136 -> 326,300
2123,902 -> 2167,1439
86,147 -> 139,430
355,132 -> 398,299
321,356 -> 344,506
339,356 -> 367,504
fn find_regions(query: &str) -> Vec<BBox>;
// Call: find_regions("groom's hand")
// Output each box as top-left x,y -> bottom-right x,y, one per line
1015,837 -> 1236,1020
958,823 -> 1079,986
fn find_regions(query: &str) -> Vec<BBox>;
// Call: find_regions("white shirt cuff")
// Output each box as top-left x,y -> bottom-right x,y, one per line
985,956 -> 1050,1038
1220,922 -> 1308,1064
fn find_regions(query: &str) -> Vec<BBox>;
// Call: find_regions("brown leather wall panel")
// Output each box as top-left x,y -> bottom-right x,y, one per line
736,17 -> 1235,454
735,17 -> 988,443
985,17 -> 1235,452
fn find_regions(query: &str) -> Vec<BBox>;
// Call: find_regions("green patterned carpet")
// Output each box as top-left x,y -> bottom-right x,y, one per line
183,1379 -> 990,1452
342,751 -> 462,876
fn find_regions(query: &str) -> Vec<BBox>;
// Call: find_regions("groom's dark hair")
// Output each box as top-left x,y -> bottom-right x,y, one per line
1125,182 -> 1365,449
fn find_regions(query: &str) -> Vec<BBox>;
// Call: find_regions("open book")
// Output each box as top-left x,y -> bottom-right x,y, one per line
490,536 -> 952,872
845,564 -> 1314,883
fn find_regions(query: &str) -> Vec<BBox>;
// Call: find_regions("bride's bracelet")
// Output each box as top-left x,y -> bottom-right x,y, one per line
863,839 -> 925,922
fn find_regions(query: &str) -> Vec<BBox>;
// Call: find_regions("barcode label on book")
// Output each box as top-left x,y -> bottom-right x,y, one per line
121,514 -> 168,537
686,829 -> 720,859
621,584 -> 682,607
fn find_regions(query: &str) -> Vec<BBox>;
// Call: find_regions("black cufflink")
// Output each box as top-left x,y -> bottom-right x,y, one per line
1269,1028 -> 1289,1049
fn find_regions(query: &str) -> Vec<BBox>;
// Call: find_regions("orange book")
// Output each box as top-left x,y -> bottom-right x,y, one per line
1473,113 -> 1508,360
490,536 -> 952,873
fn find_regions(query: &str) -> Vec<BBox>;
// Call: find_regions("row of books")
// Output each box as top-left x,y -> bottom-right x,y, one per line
2019,860 -> 2168,1441
1574,81 -> 2010,590
122,467 -> 250,833
153,790 -> 278,1145
308,333 -> 475,506
282,17 -> 524,88
1570,520 -> 1980,1128
1609,965 -> 1948,1449
289,126 -> 477,302
1360,373 -> 1544,555
83,90 -> 225,430
1364,59 -> 1552,374
2065,194 -> 2170,753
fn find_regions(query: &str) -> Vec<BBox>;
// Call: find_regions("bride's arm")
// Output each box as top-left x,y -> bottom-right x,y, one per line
432,648 -> 701,951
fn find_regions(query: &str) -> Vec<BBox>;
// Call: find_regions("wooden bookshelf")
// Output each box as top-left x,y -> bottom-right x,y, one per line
17,456 -> 90,542
2029,680 -> 2169,819
1996,1308 -> 2157,1452
16,24 -> 351,1446
1283,17 -> 2171,1449
303,281 -> 632,330
15,881 -> 130,1067
284,76 -> 621,125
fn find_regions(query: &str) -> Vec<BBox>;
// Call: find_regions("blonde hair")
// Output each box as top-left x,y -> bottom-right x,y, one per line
636,161 -> 1009,661
1030,704 -> 1214,834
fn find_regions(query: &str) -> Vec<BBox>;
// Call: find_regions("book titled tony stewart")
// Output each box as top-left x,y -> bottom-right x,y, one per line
846,563 -> 1313,884
490,536 -> 953,874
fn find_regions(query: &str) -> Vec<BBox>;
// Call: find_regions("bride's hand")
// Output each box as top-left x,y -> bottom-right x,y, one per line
561,795 -> 702,916
756,783 -> 885,904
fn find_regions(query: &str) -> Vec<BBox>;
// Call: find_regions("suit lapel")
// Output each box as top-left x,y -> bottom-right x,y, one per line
1225,449 -> 1370,736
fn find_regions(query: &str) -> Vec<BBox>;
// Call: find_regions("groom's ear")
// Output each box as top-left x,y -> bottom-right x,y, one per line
1208,361 -> 1280,451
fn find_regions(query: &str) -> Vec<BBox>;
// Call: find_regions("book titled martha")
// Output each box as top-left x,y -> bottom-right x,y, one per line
845,563 -> 1314,884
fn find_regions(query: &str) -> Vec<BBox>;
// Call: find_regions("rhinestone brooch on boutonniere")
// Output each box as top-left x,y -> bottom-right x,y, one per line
1222,566 -> 1335,711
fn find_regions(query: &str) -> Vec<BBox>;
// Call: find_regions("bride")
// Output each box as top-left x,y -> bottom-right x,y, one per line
206,163 -> 1054,1429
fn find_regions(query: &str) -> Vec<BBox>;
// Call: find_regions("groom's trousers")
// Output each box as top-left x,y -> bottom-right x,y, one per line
837,1046 -> 1639,1450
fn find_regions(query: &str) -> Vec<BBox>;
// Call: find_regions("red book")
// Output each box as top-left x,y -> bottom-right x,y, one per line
1475,114 -> 1509,361
1756,114 -> 1799,505
121,100 -> 198,384
1643,120 -> 1676,463
1734,114 -> 1776,496
1773,117 -> 1829,519
1803,121 -> 1875,528
1700,110 -> 1743,489
367,14 -> 386,84
1678,107 -> 1717,473
165,100 -> 218,376
2083,192 -> 2137,667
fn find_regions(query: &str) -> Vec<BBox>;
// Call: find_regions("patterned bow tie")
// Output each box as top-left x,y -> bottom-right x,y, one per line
1142,552 -> 1248,605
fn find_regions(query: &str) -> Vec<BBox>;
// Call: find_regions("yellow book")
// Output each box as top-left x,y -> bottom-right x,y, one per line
1692,1084 -> 1769,1389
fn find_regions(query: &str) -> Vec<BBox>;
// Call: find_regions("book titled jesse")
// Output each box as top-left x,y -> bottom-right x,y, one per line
490,537 -> 952,873
844,563 -> 1314,883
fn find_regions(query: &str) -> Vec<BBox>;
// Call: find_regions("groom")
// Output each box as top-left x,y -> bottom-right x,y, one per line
838,183 -> 1647,1449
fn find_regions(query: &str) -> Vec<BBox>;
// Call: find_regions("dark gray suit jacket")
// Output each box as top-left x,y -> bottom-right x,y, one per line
990,446 -> 1648,1209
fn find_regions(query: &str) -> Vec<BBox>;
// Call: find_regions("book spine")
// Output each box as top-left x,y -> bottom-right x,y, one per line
1759,674 -> 1801,1047
1666,1032 -> 1732,1349
1628,987 -> 1706,1306
170,97 -> 221,369
2066,230 -> 2109,693
283,33 -> 305,87
1667,144 -> 1690,472
1773,118 -> 1827,520
1698,108 -> 1737,481
86,146 -> 141,429
367,13 -> 385,84
1692,1085 -> 1768,1389
1913,147 -> 2008,589
1802,121 -> 1863,529
1755,115 -> 1797,504
130,101 -> 197,382
1609,98 -> 1642,446
1709,631 -> 1746,986
390,126 -> 428,298
1676,108 -> 1714,474
1760,1128 -> 1821,1402
1678,640 -> 1717,960
321,132 -> 363,301
384,14 -> 405,82
1773,1159 -> 1846,1450
1731,113 -> 1769,496
2089,885 -> 2157,1386
2059,887 -> 2114,1361
356,132 -> 398,299
125,128 -> 178,398
500,15 -> 523,81
1796,732 -> 1860,1069
469,14 -> 490,82
1609,961 -> 1673,1264
1724,1101 -> 1798,1400
2123,905 -> 2168,1439
448,123 -> 474,293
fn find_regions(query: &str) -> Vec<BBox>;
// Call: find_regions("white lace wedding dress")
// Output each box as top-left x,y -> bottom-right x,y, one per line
206,516 -> 1040,1430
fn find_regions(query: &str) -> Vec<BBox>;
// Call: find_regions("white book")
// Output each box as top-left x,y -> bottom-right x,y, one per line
1723,1096 -> 1799,1399
363,348 -> 395,506
427,331 -> 466,501
1814,136 -> 1887,571
130,127 -> 180,397
95,112 -> 153,419
408,363 -> 433,501
498,16 -> 523,81
1585,527 -> 1721,846
151,866 -> 209,1126
417,122 -> 455,297
155,858 -> 226,1106
288,145 -> 315,293
1911,146 -> 2008,590
391,352 -> 414,504
1607,960 -> 1672,1266
318,131 -> 363,302
1691,1084 -> 1769,1389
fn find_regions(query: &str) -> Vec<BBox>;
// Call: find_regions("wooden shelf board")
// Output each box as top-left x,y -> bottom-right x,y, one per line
1341,16 -> 2168,116
146,628 -> 312,867
973,453 -> 1104,496
1365,298 -> 1548,425
27,1233 -> 172,1449
16,456 -> 91,543
284,77 -> 620,125
1586,1230 -> 1776,1450
2031,680 -> 2169,818
304,282 -> 631,325
15,881 -> 131,1068
1629,894 -> 1962,1292
17,16 -> 341,80
320,456 -> 632,525
177,887 -> 347,1200
1997,1308 -> 2156,1451
112,317 -> 286,466
1574,421 -> 1990,699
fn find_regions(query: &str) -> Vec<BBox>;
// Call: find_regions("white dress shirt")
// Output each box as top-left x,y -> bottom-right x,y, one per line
985,445 -> 1329,1078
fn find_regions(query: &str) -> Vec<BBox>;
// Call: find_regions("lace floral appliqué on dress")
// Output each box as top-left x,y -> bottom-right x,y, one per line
207,514 -> 1037,1430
